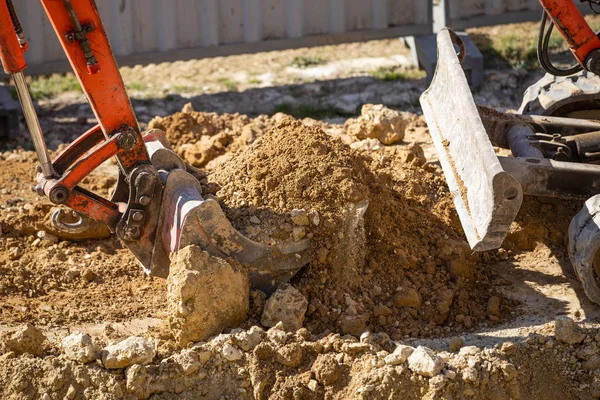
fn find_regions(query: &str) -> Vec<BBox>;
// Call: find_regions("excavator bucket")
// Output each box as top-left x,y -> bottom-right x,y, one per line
140,130 -> 312,294
420,29 -> 523,251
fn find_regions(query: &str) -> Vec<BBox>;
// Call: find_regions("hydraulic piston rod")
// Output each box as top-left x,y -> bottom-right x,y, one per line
12,71 -> 55,178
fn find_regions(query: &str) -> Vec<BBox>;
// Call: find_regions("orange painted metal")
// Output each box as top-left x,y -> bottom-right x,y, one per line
58,135 -> 121,189
539,0 -> 600,66
53,124 -> 104,174
0,0 -> 25,73
39,0 -> 149,171
62,187 -> 120,226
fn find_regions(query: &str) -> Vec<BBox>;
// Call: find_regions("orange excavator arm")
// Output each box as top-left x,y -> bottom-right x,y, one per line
0,0 -> 311,292
538,0 -> 600,74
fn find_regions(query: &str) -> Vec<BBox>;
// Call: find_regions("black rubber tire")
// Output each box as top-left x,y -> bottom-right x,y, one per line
518,72 -> 600,119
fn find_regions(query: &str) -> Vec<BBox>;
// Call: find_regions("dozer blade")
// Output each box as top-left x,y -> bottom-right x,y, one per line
419,28 -> 523,251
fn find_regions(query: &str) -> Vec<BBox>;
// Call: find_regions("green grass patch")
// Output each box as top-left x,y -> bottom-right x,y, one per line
126,81 -> 148,91
371,67 -> 426,82
217,78 -> 238,92
248,78 -> 262,85
290,56 -> 327,68
28,74 -> 81,100
470,22 -> 578,70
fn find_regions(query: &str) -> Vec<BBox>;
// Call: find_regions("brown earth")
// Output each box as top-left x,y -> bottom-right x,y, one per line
0,105 -> 598,399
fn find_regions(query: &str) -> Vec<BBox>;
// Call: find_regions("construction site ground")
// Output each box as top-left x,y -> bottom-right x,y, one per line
3,19 -> 600,400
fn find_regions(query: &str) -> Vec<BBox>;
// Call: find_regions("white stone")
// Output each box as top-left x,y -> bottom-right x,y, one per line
61,332 -> 98,364
384,344 -> 415,365
261,284 -> 308,332
462,366 -> 479,382
234,326 -> 264,351
37,231 -> 58,243
407,346 -> 445,377
221,343 -> 243,361
101,336 -> 156,369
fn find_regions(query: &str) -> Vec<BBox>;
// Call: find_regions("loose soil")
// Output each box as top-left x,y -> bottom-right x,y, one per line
1,105 -> 599,399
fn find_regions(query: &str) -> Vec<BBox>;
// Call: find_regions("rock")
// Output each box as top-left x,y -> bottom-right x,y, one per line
384,344 -> 415,365
221,343 -> 243,361
82,268 -> 97,282
61,332 -> 99,363
341,342 -> 370,355
393,287 -> 422,308
555,316 -> 586,345
407,346 -> 445,377
337,314 -> 369,338
290,209 -> 310,226
309,210 -> 320,226
487,296 -> 501,317
0,324 -> 45,356
312,354 -> 343,386
181,102 -> 195,113
267,322 -> 290,345
37,231 -> 58,243
345,104 -> 414,145
234,326 -> 265,351
462,366 -> 479,382
249,216 -> 261,224
167,245 -> 249,345
125,364 -> 149,396
292,226 -> 307,242
261,284 -> 308,332
501,342 -> 517,355
436,289 -> 454,315
275,342 -> 303,367
170,349 -> 201,374
101,336 -> 156,369
449,337 -> 464,352
584,356 -> 600,370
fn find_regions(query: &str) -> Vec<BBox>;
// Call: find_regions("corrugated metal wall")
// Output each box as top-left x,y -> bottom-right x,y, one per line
13,0 -> 433,75
440,0 -> 590,30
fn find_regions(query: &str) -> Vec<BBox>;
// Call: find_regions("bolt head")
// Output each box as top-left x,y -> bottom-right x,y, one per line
132,211 -> 144,222
138,196 -> 151,206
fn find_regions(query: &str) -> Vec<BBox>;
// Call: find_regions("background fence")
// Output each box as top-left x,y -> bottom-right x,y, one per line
9,0 -> 599,75
13,0 -> 433,75
437,0 -> 593,31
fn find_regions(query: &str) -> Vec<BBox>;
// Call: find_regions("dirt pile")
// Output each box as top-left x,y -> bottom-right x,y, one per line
206,116 -> 513,341
148,104 -> 280,169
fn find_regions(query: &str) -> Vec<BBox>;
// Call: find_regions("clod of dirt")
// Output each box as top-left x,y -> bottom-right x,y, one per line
101,336 -> 156,369
344,104 -> 415,145
555,316 -> 586,345
0,324 -> 45,357
61,332 -> 99,364
407,346 -> 445,377
167,245 -> 249,345
261,283 -> 308,332
311,354 -> 344,386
